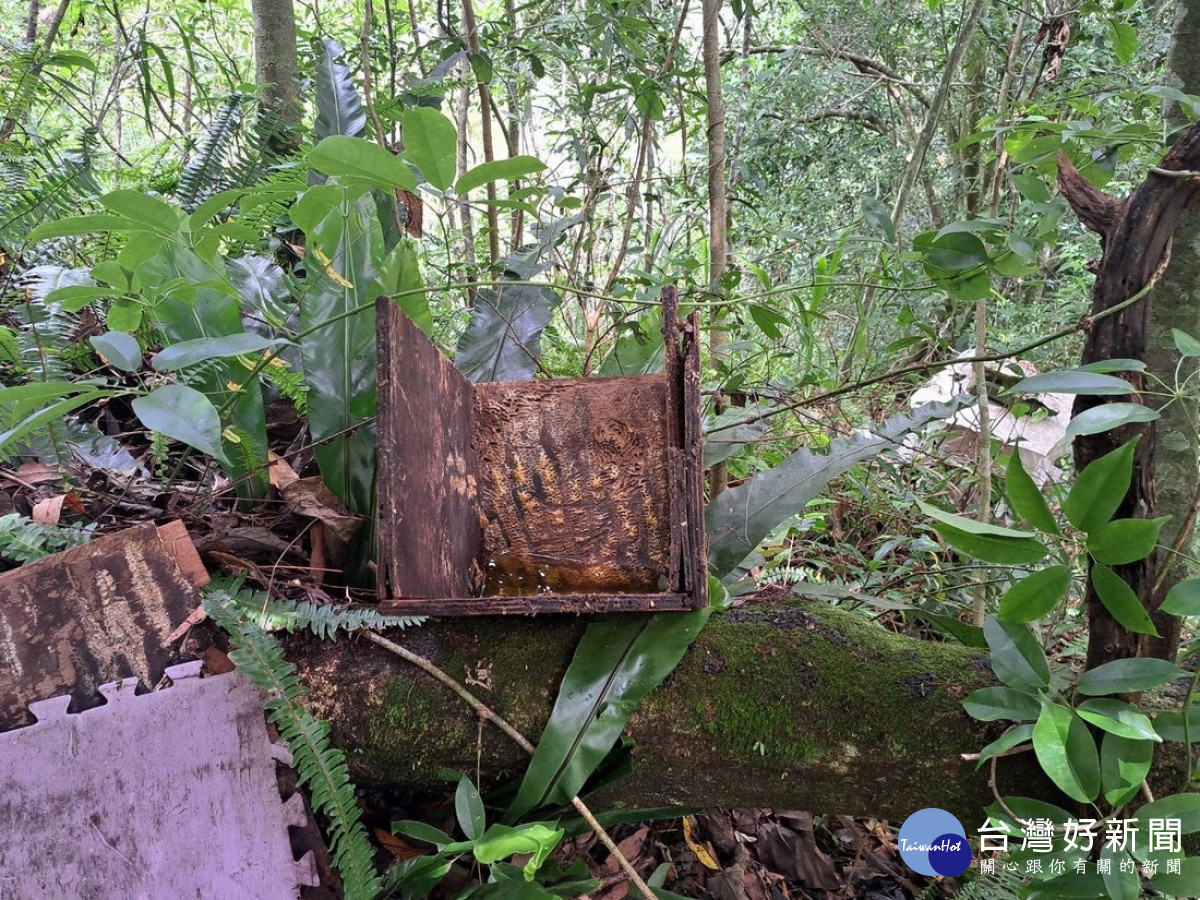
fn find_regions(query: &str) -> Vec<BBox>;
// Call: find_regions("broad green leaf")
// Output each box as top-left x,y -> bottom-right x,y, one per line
1014,371 -> 1135,395
997,565 -> 1072,622
132,384 -> 229,465
473,823 -> 564,880
45,285 -> 112,312
705,401 -> 961,578
151,333 -> 285,371
455,776 -> 485,841
925,518 -> 1048,565
919,501 -> 1042,541
313,38 -> 366,139
1100,732 -> 1153,807
976,723 -> 1034,768
1108,20 -> 1138,65
391,819 -> 453,847
506,587 -> 718,820
1026,874 -> 1108,899
1010,172 -> 1050,202
297,185 -> 382,515
1101,846 -> 1141,900
456,156 -> 547,195
309,136 -> 417,192
106,298 -> 143,335
983,616 -> 1050,692
1033,703 -> 1100,803
1079,359 -> 1146,374
1139,793 -> 1200,834
1076,657 -> 1185,696
1005,451 -> 1059,534
748,304 -> 788,339
454,220 -> 577,383
374,241 -> 432,335
1161,578 -> 1200,616
1087,517 -> 1169,565
1152,706 -> 1200,742
962,686 -> 1041,722
1062,439 -> 1139,532
861,197 -> 895,242
925,231 -> 988,271
100,190 -> 182,234
399,107 -> 458,191
90,332 -> 142,372
1077,699 -> 1161,742
1064,403 -> 1159,443
28,214 -> 149,243
1173,328 -> 1200,358
1151,857 -> 1200,898
1091,563 -> 1159,636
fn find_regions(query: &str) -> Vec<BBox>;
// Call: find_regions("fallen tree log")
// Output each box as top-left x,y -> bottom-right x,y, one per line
287,591 -> 1087,824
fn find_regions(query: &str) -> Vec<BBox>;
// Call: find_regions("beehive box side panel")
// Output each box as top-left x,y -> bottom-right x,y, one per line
473,375 -> 672,595
377,298 -> 483,599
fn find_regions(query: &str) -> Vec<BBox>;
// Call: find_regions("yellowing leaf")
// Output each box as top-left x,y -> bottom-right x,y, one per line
312,244 -> 354,288
683,816 -> 720,870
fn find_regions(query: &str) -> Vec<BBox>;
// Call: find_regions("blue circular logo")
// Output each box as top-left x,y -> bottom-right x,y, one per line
898,808 -> 972,876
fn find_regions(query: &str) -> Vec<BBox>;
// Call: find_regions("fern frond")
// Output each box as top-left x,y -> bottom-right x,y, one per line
174,94 -> 244,212
205,591 -> 385,900
215,582 -> 424,638
0,131 -> 101,253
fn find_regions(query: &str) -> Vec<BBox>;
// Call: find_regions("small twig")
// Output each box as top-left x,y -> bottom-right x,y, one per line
1150,166 -> 1200,180
361,630 -> 659,900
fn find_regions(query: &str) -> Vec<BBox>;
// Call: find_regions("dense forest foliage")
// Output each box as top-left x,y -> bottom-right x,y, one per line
2,0 -> 1200,897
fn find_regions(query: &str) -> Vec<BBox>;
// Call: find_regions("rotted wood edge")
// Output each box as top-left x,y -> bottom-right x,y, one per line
378,592 -> 695,616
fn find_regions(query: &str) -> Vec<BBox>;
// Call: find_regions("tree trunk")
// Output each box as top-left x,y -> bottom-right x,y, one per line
289,592 -> 1066,825
1058,119 -> 1200,668
1144,0 -> 1200,662
251,0 -> 301,149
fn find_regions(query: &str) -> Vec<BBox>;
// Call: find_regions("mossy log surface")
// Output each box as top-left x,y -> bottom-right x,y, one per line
289,593 -> 1084,823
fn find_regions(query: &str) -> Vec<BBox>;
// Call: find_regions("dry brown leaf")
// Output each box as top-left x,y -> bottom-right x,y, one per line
281,477 -> 361,543
13,462 -> 58,484
31,494 -> 65,526
267,451 -> 300,489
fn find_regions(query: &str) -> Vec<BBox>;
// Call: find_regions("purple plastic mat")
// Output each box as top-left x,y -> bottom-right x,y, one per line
0,662 -> 317,899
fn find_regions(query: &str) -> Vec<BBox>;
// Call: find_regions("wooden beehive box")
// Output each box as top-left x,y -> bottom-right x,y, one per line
376,287 -> 707,615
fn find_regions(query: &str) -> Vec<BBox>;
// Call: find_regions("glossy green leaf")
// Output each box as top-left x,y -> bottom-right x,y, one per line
1076,658 -> 1185,696
506,589 -> 718,820
456,156 -> 547,195
313,38 -> 366,139
925,231 -> 988,271
983,616 -> 1050,692
297,184 -> 381,515
1161,578 -> 1200,616
1063,439 -> 1139,532
1152,706 -> 1200,742
399,107 -> 458,191
1087,516 -> 1169,565
962,686 -> 1041,722
474,823 -> 564,880
997,565 -> 1072,623
1079,359 -> 1146,374
391,819 -> 453,847
1033,703 -> 1100,803
1101,846 -> 1141,900
1014,371 -> 1135,395
976,723 -> 1034,768
1108,20 -> 1138,65
1150,857 -> 1200,898
132,384 -> 228,465
1077,699 -> 1161,742
45,285 -> 112,312
925,519 -> 1048,565
90,332 -> 142,372
1091,563 -> 1159,636
309,136 -> 416,192
1173,329 -> 1200,358
151,333 -> 285,371
454,221 -> 576,383
100,190 -> 182,234
1005,451 -> 1059,534
1064,403 -> 1159,443
455,776 -> 485,841
1139,793 -> 1200,834
1100,732 -> 1153,807
1010,172 -> 1050,202
706,401 -> 960,578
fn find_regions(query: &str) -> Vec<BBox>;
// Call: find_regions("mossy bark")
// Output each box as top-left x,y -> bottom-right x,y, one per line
289,594 -> 1059,824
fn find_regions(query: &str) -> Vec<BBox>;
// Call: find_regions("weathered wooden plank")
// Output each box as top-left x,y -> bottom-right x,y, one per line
473,375 -> 672,595
0,521 -> 199,731
156,519 -> 210,589
682,308 -> 709,608
376,297 -> 483,600
379,592 -> 695,616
